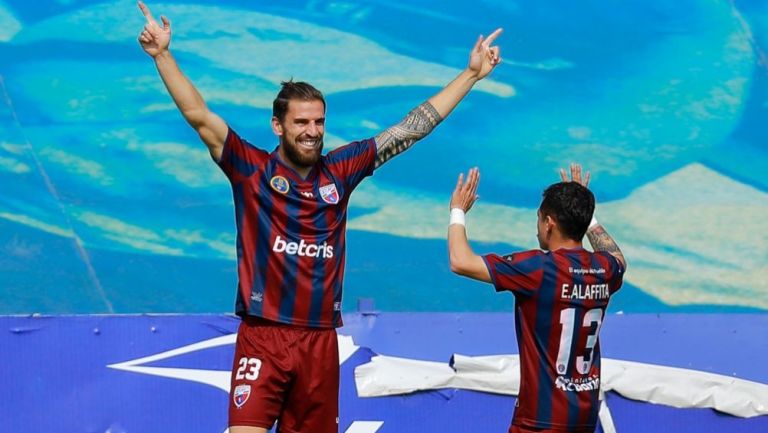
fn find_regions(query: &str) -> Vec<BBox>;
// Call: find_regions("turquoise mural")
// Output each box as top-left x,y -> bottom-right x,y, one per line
0,0 -> 766,314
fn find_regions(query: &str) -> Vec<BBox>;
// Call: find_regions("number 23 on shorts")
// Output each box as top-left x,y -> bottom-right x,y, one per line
235,357 -> 262,381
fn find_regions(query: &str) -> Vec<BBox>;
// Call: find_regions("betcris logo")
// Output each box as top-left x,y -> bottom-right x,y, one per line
272,235 -> 334,258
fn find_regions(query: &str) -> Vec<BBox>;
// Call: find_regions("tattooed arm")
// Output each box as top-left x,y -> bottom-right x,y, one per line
374,29 -> 503,168
586,225 -> 627,270
374,101 -> 442,167
560,163 -> 628,270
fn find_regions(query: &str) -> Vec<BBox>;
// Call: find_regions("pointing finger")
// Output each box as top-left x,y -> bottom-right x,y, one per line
481,28 -> 503,48
138,1 -> 156,24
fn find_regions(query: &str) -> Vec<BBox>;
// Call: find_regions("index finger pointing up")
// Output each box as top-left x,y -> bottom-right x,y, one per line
138,1 -> 156,23
481,28 -> 503,48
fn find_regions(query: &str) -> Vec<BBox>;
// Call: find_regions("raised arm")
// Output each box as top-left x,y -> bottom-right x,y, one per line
137,1 -> 228,161
374,29 -> 503,168
447,168 -> 492,282
560,163 -> 627,270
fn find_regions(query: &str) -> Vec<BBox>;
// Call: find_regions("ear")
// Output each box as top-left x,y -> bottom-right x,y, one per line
271,117 -> 283,136
544,214 -> 556,232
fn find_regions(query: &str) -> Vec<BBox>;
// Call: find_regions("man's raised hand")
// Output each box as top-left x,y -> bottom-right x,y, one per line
560,163 -> 590,188
137,1 -> 171,57
450,167 -> 480,213
468,28 -> 503,80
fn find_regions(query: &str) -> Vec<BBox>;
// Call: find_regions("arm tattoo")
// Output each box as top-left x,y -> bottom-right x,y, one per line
374,101 -> 442,168
586,225 -> 627,266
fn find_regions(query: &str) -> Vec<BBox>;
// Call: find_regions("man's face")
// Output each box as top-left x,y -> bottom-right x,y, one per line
536,209 -> 550,250
273,99 -> 325,168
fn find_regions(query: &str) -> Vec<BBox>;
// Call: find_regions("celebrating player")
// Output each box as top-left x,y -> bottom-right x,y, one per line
447,164 -> 626,433
136,2 -> 502,432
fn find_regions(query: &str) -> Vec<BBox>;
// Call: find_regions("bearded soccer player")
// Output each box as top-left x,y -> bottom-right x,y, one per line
448,164 -> 626,433
137,2 -> 502,432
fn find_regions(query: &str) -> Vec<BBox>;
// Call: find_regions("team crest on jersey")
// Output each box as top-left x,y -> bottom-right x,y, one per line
233,384 -> 251,408
319,183 -> 339,204
270,176 -> 290,194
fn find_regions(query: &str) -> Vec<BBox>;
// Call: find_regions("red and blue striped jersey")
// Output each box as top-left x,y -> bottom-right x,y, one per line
217,128 -> 376,328
483,247 -> 624,432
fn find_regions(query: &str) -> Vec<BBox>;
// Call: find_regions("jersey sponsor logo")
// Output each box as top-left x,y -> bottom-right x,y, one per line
319,183 -> 339,204
233,384 -> 251,408
555,375 -> 600,392
272,235 -> 334,258
270,176 -> 290,194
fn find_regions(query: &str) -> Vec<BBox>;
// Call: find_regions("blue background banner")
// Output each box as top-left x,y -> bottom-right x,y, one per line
2,313 -> 766,432
0,0 -> 766,314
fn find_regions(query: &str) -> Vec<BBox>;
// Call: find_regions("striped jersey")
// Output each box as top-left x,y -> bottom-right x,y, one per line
483,247 -> 624,432
217,128 -> 376,328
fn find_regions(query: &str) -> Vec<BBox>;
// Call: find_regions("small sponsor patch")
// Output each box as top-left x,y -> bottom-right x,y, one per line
233,384 -> 251,408
319,183 -> 339,204
270,176 -> 290,194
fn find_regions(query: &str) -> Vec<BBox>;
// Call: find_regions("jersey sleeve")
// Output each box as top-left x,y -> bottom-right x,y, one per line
482,250 -> 544,297
324,138 -> 376,190
216,127 -> 269,184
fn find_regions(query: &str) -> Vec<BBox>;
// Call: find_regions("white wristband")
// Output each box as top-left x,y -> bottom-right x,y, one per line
449,208 -> 466,226
588,215 -> 599,230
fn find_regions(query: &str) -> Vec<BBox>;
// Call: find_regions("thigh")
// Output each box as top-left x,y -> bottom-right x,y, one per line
279,328 -> 340,433
228,320 -> 292,430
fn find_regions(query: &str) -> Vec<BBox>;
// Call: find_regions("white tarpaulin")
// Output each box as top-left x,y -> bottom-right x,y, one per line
355,354 -> 768,418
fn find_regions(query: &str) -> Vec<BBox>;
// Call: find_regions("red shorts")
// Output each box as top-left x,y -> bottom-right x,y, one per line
228,316 -> 340,433
510,425 -> 596,433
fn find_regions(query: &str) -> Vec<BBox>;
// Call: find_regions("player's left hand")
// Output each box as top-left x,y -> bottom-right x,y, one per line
467,28 -> 503,80
450,167 -> 480,212
137,1 -> 171,58
560,163 -> 590,188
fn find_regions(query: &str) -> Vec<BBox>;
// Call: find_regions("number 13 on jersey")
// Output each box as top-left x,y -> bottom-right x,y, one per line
555,308 -> 603,375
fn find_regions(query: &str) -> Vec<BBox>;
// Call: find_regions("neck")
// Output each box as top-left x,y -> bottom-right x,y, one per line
546,234 -> 583,251
277,146 -> 312,179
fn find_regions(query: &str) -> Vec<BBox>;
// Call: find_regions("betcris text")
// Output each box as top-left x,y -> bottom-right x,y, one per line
272,235 -> 334,258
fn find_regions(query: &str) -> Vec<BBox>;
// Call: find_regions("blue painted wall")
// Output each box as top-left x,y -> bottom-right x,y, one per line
0,1 -> 766,314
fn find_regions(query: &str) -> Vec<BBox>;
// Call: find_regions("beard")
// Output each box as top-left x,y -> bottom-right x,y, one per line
282,134 -> 324,168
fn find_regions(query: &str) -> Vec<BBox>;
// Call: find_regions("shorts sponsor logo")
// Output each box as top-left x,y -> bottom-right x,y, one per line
233,384 -> 251,408
272,235 -> 334,258
319,183 -> 339,204
270,176 -> 290,194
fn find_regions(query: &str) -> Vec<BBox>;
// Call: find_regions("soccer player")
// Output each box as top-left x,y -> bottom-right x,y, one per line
447,164 -> 626,433
136,2 -> 502,432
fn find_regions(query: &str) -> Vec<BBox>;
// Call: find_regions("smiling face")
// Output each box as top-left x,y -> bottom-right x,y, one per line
272,99 -> 326,172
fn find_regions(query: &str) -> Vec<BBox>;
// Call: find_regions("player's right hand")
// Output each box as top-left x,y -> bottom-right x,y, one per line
450,167 -> 480,213
137,1 -> 171,58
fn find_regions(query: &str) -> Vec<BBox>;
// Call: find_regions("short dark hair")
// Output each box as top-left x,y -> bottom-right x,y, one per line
539,182 -> 595,241
272,80 -> 325,122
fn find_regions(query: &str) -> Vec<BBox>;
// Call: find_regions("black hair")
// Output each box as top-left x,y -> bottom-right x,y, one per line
539,182 -> 595,241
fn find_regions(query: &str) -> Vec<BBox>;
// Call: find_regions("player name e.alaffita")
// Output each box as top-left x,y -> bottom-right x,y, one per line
560,283 -> 610,300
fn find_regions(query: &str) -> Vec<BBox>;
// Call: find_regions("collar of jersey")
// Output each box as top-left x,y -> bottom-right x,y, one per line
271,148 -> 321,184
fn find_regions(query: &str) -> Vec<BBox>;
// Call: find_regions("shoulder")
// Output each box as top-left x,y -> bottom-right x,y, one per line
325,138 -> 376,158
503,249 -> 546,263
